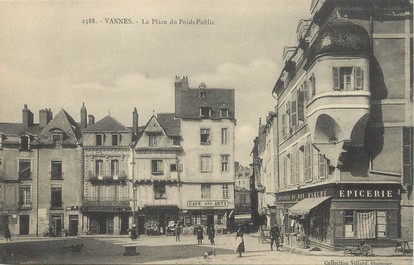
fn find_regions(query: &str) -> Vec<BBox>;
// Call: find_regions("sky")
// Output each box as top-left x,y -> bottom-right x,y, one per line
0,0 -> 312,166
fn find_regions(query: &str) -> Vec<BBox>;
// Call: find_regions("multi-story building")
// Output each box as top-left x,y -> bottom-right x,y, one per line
80,106 -> 134,235
232,163 -> 253,229
174,76 -> 236,234
0,105 -> 83,237
132,113 -> 182,235
268,0 -> 412,248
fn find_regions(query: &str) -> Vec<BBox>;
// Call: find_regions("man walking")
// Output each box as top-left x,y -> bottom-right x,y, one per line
270,223 -> 280,251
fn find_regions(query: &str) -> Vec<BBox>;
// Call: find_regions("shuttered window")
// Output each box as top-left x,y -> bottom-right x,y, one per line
403,127 -> 413,186
355,67 -> 363,90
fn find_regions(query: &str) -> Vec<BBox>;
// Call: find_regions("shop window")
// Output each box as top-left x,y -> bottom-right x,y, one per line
221,128 -> 228,145
377,211 -> 387,238
19,187 -> 31,208
333,67 -> 364,91
222,184 -> 229,199
151,160 -> 163,174
154,184 -> 166,199
221,155 -> 229,172
191,214 -> 202,225
18,159 -> 31,180
201,184 -> 211,198
51,187 -> 62,209
200,129 -> 211,145
201,156 -> 211,172
344,210 -> 354,237
217,214 -> 224,225
51,161 -> 63,180
149,135 -> 157,147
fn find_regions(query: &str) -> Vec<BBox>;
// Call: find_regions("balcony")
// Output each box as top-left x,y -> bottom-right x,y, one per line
88,171 -> 128,185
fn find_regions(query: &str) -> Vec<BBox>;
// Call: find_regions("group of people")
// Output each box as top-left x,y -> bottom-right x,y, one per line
196,225 -> 215,245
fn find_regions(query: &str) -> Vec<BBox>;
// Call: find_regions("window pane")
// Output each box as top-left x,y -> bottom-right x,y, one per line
19,160 -> 31,179
51,161 -> 62,179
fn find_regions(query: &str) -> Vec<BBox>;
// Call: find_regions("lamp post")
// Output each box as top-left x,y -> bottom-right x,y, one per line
131,149 -> 136,227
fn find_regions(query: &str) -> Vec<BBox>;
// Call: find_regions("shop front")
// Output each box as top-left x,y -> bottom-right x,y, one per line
80,205 -> 131,235
139,205 -> 180,236
276,183 -> 401,248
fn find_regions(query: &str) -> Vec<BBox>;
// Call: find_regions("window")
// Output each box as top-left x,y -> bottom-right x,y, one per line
304,143 -> 312,182
201,184 -> 211,198
19,159 -> 31,180
96,134 -> 103,146
151,160 -> 163,174
221,155 -> 229,172
220,108 -> 229,118
200,107 -> 211,118
241,194 -> 247,204
154,184 -> 166,199
201,156 -> 211,172
291,100 -> 297,127
283,157 -> 287,187
149,135 -> 157,147
51,187 -> 62,208
95,160 -> 104,177
221,128 -> 228,145
200,129 -> 211,145
318,154 -> 327,179
297,89 -> 305,122
173,138 -> 180,146
333,67 -> 364,91
111,160 -> 119,177
111,134 -> 120,146
20,135 -> 29,151
222,184 -> 229,199
170,164 -> 177,172
402,127 -> 413,186
51,161 -> 63,180
344,210 -> 354,237
19,187 -> 31,208
52,134 -> 62,147
200,91 -> 206,98
217,214 -> 224,225
309,74 -> 316,96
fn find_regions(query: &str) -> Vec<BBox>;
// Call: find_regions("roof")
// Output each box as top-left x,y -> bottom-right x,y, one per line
0,123 -> 43,136
157,113 -> 180,136
33,109 -> 81,145
175,88 -> 235,119
82,115 -> 131,133
234,185 -> 249,192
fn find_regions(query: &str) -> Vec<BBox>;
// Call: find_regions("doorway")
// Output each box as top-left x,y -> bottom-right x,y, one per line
207,214 -> 214,227
50,214 -> 62,237
120,214 -> 129,235
69,215 -> 79,236
19,215 -> 29,235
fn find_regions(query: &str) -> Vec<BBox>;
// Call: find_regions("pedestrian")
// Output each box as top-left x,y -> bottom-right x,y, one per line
208,225 -> 215,245
4,226 -> 12,241
175,223 -> 181,242
235,227 -> 245,258
196,227 -> 203,245
270,223 -> 280,251
129,224 -> 138,241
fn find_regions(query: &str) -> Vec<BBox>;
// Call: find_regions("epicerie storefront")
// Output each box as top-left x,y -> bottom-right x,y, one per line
276,182 -> 401,248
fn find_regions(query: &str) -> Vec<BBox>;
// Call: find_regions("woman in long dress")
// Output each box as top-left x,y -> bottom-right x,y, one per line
235,228 -> 245,257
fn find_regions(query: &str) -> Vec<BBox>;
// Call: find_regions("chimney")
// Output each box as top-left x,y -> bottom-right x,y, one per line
132,107 -> 139,135
39,108 -> 51,127
48,109 -> 53,123
80,103 -> 87,129
88,115 -> 95,126
22,104 -> 34,127
174,76 -> 189,116
174,76 -> 189,90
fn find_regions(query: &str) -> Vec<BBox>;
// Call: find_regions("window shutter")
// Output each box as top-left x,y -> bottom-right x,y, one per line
281,114 -> 286,138
333,67 -> 340,90
355,67 -> 363,90
402,127 -> 413,186
291,100 -> 297,127
312,146 -> 318,181
297,90 -> 304,121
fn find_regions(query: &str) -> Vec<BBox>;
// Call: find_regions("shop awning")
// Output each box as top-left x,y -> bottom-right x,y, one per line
143,205 -> 180,211
288,196 -> 331,216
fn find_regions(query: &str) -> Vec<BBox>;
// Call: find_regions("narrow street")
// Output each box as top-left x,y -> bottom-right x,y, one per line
0,234 -> 412,265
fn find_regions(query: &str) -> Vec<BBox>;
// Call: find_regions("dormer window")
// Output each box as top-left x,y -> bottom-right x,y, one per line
200,107 -> 211,118
96,134 -> 104,146
20,135 -> 30,151
52,134 -> 63,147
220,108 -> 229,118
149,135 -> 157,147
200,91 -> 206,98
111,134 -> 120,146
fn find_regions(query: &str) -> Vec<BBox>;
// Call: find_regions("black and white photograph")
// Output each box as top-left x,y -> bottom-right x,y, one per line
0,0 -> 413,264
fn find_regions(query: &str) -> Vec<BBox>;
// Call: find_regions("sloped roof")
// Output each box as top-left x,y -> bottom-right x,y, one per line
176,88 -> 235,119
157,113 -> 180,136
82,115 -> 131,133
33,109 -> 81,145
143,116 -> 165,134
0,123 -> 43,135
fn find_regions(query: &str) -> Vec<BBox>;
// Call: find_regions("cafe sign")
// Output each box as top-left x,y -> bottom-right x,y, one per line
187,200 -> 228,207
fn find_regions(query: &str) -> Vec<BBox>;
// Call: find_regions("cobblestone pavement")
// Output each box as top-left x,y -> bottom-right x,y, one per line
0,234 -> 412,265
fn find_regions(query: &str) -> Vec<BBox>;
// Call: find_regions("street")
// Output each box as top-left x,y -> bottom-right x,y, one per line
0,234 -> 412,265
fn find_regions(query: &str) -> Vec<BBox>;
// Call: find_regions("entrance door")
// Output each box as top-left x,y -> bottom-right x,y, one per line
51,215 -> 62,237
120,215 -> 129,235
137,215 -> 145,235
207,214 -> 214,227
69,215 -> 79,236
19,215 -> 29,235
107,218 -> 114,235
98,216 -> 107,234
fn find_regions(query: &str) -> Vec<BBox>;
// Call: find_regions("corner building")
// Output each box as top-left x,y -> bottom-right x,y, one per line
175,77 -> 236,234
271,0 -> 412,248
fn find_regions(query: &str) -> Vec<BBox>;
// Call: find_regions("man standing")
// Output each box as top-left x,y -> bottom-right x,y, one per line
208,225 -> 215,245
270,223 -> 280,251
175,223 -> 181,242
